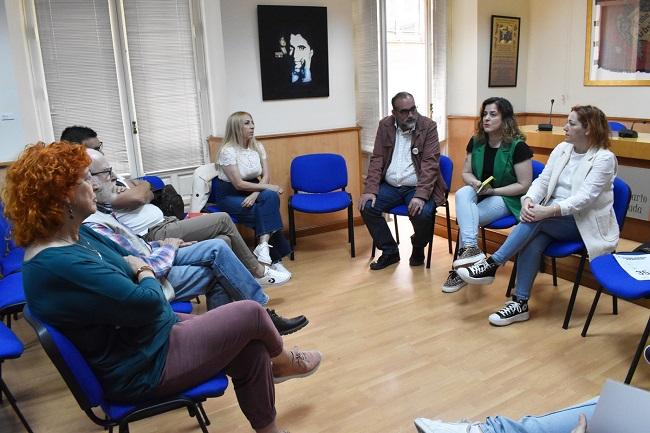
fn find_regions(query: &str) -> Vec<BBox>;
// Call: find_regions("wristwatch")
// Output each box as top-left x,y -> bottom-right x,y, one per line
135,265 -> 154,279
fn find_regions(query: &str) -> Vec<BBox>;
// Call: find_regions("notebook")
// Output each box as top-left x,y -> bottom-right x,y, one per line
588,380 -> 650,433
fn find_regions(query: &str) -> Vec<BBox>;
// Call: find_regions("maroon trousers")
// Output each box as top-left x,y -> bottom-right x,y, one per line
154,301 -> 283,429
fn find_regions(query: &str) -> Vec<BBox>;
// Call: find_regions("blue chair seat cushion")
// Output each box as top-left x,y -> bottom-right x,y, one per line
544,240 -> 585,258
388,204 -> 409,216
0,321 -> 24,359
291,191 -> 351,213
591,253 -> 650,299
1,247 -> 24,277
484,215 -> 516,230
170,301 -> 193,314
102,372 -> 229,421
0,272 -> 26,311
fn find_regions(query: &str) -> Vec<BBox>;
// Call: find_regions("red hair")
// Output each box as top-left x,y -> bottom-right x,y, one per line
2,142 -> 91,246
571,105 -> 611,149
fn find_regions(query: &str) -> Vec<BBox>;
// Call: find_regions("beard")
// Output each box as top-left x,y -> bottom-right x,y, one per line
397,115 -> 417,131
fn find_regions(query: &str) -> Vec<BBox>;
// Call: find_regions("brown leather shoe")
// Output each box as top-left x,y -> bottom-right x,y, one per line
273,349 -> 322,384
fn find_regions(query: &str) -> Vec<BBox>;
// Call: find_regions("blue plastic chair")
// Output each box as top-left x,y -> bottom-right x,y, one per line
288,153 -> 355,259
202,179 -> 238,223
1,202 -> 24,279
138,175 -> 165,192
0,272 -> 27,328
170,301 -> 193,314
580,252 -> 650,384
24,306 -> 228,433
506,176 -> 631,329
607,121 -> 626,132
0,322 -> 33,432
370,155 -> 454,268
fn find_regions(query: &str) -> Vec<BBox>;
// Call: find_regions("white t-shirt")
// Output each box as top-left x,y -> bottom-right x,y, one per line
551,150 -> 586,203
216,143 -> 267,182
113,176 -> 165,236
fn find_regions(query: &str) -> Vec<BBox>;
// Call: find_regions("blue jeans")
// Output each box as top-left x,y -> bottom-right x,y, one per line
213,179 -> 291,262
361,182 -> 437,254
481,397 -> 598,433
455,185 -> 511,249
491,215 -> 582,300
166,238 -> 269,309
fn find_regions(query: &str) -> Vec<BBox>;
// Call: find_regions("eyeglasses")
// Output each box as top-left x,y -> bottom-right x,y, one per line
91,167 -> 113,177
395,106 -> 417,115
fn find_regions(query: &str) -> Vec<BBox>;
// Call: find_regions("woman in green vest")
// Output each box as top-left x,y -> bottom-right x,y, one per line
442,97 -> 533,293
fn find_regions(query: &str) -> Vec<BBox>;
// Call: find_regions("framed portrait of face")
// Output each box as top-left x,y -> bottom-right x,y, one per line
257,5 -> 330,100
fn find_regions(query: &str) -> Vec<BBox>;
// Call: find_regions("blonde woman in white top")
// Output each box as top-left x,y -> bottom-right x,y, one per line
214,112 -> 291,273
457,105 -> 618,326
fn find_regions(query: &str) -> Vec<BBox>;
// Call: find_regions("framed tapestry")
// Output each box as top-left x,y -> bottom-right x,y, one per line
488,15 -> 520,87
584,0 -> 650,86
257,5 -> 329,100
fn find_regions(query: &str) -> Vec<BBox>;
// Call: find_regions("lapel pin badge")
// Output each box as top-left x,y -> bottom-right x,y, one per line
412,147 -> 419,155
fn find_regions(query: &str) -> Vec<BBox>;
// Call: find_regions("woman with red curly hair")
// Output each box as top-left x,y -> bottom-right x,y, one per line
3,142 -> 320,433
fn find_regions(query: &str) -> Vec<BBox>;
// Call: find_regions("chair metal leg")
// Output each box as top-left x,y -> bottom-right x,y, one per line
394,214 -> 400,244
0,379 -> 34,433
118,423 -> 130,433
562,253 -> 587,329
481,227 -> 487,253
551,257 -> 558,286
348,203 -> 355,258
612,296 -> 618,315
581,286 -> 603,337
197,402 -> 210,426
426,210 -> 436,269
624,315 -> 650,384
506,256 -> 518,297
288,205 -> 296,261
452,230 -> 460,261
445,202 -> 452,254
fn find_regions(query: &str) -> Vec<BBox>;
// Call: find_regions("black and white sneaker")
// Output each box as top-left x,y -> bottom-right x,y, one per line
441,270 -> 467,293
644,345 -> 650,365
453,245 -> 486,268
489,298 -> 529,326
456,257 -> 499,285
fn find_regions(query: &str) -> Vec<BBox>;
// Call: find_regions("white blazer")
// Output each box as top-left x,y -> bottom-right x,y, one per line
190,163 -> 219,212
524,141 -> 619,260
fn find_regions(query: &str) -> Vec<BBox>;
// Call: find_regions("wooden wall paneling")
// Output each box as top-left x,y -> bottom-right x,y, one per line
445,116 -> 477,192
208,127 -> 363,240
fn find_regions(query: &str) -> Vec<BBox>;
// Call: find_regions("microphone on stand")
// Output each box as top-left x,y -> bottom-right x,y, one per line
538,99 -> 555,131
618,120 -> 641,139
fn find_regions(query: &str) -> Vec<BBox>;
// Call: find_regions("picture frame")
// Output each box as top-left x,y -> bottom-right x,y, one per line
488,15 -> 520,88
584,0 -> 650,86
257,5 -> 329,100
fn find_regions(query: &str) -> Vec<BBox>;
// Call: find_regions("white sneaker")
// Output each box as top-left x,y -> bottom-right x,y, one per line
414,418 -> 481,433
253,242 -> 272,265
256,266 -> 290,287
271,261 -> 291,276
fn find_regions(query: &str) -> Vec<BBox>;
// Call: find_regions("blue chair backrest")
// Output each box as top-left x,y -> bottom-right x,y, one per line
291,153 -> 348,193
439,155 -> 453,193
532,160 -> 545,180
23,307 -> 106,411
0,202 -> 16,255
139,175 -> 165,192
613,176 -> 632,229
608,121 -> 626,132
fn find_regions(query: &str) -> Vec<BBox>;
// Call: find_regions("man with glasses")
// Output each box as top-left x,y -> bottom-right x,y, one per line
84,149 -> 308,335
61,125 -> 290,286
359,91 -> 446,270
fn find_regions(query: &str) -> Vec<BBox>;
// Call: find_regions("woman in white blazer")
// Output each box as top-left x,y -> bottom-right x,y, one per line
457,105 -> 619,326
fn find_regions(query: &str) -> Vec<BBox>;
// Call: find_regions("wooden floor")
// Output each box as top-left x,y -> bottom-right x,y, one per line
2,222 -> 649,432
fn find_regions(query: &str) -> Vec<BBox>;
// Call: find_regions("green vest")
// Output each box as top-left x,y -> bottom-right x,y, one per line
471,137 -> 524,221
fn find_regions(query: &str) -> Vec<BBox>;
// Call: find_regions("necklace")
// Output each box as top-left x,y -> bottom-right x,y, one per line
54,236 -> 103,261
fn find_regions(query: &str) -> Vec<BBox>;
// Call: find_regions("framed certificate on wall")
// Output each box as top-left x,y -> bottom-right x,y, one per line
488,15 -> 521,87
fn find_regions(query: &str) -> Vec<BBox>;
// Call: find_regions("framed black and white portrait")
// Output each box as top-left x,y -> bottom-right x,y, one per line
257,5 -> 329,100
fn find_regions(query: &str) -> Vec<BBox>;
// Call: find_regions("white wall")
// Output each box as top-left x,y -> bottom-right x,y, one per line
447,0 -> 478,115
526,0 -> 650,117
215,0 -> 356,136
476,0 -> 529,113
